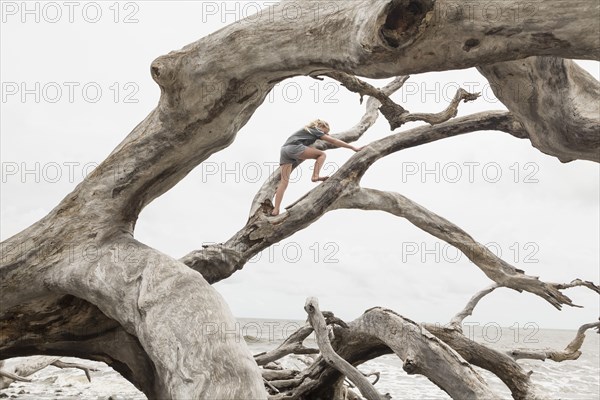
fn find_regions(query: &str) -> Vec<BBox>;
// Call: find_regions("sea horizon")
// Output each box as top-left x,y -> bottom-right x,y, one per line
1,316 -> 598,399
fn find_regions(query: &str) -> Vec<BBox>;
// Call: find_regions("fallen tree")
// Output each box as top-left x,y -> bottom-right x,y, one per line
1,0 -> 598,398
258,290 -> 598,400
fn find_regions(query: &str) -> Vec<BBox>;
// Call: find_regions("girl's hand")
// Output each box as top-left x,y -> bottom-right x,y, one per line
352,145 -> 364,152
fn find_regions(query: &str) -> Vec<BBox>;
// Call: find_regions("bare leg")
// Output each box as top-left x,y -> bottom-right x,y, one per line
298,147 -> 328,182
272,163 -> 293,216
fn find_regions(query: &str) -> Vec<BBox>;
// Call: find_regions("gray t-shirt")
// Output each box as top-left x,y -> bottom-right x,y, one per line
282,127 -> 325,147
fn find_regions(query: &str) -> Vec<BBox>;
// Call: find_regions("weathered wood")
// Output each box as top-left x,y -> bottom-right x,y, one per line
1,0 -> 599,398
331,187 -> 585,309
423,324 -> 544,400
0,369 -> 32,385
248,75 -> 409,216
479,57 -> 600,163
304,297 -> 386,400
509,320 -> 600,362
265,280 -> 597,399
183,112 -> 528,284
323,72 -> 480,128
261,368 -> 299,381
0,356 -> 100,390
449,285 -> 500,329
255,325 -> 318,366
0,356 -> 59,389
51,360 -> 98,383
353,307 -> 500,400
275,303 -> 501,399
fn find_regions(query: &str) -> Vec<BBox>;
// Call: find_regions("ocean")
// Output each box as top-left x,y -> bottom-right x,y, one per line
1,318 -> 598,399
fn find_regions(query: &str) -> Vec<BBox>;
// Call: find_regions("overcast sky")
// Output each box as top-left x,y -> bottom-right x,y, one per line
1,1 -> 599,330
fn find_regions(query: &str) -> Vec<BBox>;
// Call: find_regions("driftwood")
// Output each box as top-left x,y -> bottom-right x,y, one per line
1,0 -> 598,398
254,324 -> 318,366
508,320 -> 600,362
0,356 -> 97,390
262,298 -> 499,399
478,57 -> 599,163
261,289 -> 598,400
304,297 -> 386,400
322,71 -> 481,129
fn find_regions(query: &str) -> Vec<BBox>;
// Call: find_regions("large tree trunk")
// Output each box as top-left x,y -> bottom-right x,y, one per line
478,57 -> 600,162
1,0 -> 598,398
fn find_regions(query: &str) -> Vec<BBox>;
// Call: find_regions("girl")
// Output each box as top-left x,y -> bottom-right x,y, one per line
272,119 -> 362,216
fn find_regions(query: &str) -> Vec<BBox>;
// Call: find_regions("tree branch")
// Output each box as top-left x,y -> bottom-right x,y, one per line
0,357 -> 98,390
0,295 -> 161,393
264,300 -> 549,400
278,303 -> 499,399
449,284 -> 500,329
304,298 -> 386,400
0,357 -> 59,389
0,369 -> 32,384
4,1 -> 599,397
553,278 -> 600,294
323,72 -> 481,129
509,320 -> 600,362
351,307 -> 500,399
320,71 -> 409,122
182,111 -> 524,284
247,75 -> 409,218
478,57 -> 600,163
393,88 -> 480,127
51,359 -> 98,382
422,324 -> 544,400
332,187 -> 589,309
254,324 -> 318,366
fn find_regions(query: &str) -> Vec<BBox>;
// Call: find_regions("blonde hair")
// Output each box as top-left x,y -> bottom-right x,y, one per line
305,119 -> 330,133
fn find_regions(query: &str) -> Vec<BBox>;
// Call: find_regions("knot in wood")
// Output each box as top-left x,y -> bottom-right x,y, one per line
150,55 -> 179,91
403,358 -> 418,374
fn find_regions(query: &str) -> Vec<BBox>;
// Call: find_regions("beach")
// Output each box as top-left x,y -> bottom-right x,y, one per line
1,318 -> 598,399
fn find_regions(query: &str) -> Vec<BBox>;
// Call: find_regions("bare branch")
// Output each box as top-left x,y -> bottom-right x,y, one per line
450,284 -> 500,329
392,88 -> 480,127
264,377 -> 280,394
247,76 -> 409,217
4,1 -> 599,398
0,357 -> 100,388
51,360 -> 98,383
289,354 -> 317,367
366,371 -> 380,385
254,324 -> 318,366
262,369 -> 300,381
509,320 -> 600,362
323,72 -> 481,129
351,307 -> 500,399
332,187 -> 577,309
267,377 -> 304,394
183,111 -> 525,284
553,278 -> 600,294
316,76 -> 410,148
304,298 -> 386,400
479,57 -> 600,163
268,301 -> 503,399
321,71 -> 409,121
0,369 -> 32,383
0,356 -> 59,389
423,324 -> 544,400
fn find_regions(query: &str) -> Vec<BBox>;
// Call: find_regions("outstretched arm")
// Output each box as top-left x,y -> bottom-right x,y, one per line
321,134 -> 362,152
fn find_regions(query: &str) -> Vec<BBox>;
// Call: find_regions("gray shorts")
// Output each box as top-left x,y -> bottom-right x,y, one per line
280,144 -> 307,166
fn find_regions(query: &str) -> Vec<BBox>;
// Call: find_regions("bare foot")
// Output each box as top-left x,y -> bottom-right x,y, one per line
271,208 -> 280,216
311,176 -> 329,182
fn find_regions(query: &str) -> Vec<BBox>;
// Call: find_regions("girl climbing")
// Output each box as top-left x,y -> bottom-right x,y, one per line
272,119 -> 362,216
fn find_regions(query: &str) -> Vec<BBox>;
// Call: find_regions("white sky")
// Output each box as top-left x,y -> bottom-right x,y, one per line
1,1 -> 599,330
